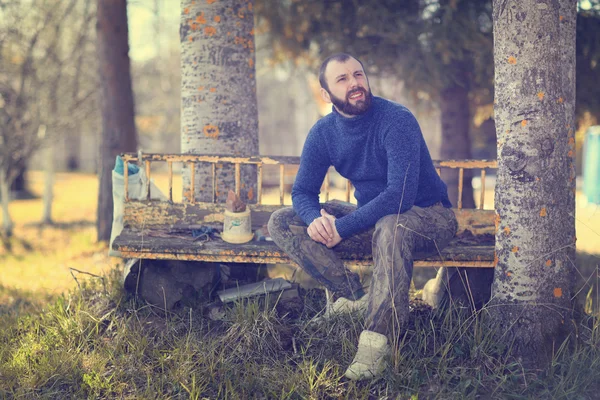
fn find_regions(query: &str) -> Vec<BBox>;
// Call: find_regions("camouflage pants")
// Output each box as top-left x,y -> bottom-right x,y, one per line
268,202 -> 458,335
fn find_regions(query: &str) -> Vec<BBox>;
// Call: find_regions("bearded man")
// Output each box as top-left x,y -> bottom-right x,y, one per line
268,53 -> 457,380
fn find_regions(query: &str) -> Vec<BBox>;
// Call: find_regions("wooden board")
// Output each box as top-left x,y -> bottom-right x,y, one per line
113,228 -> 495,268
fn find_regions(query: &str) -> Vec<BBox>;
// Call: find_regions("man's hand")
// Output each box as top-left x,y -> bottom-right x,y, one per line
307,209 -> 342,248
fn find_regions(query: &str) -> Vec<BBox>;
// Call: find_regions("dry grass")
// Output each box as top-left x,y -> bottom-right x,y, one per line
0,171 -> 599,398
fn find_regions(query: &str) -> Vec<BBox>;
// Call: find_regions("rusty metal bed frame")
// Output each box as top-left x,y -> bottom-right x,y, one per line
112,153 -> 497,269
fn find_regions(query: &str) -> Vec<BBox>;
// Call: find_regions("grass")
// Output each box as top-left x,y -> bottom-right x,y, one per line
0,171 -> 599,398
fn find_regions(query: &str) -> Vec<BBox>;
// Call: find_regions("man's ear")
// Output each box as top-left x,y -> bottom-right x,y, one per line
320,87 -> 332,104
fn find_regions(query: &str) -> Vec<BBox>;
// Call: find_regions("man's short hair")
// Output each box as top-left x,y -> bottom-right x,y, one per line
318,53 -> 366,92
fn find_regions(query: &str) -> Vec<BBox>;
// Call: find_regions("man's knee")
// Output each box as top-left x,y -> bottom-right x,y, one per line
267,207 -> 296,242
373,214 -> 415,253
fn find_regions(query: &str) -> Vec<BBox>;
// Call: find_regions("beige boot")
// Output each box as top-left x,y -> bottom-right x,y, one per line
344,330 -> 390,380
327,293 -> 369,318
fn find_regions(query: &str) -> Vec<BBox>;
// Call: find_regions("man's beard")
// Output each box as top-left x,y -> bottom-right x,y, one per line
329,87 -> 373,116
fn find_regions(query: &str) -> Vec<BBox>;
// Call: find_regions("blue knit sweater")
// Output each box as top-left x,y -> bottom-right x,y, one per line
291,96 -> 452,239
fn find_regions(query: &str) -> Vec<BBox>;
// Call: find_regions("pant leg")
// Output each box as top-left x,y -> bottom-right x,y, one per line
268,202 -> 367,300
365,204 -> 458,335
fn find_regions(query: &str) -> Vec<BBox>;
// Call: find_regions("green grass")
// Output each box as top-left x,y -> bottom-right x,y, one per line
1,267 -> 599,399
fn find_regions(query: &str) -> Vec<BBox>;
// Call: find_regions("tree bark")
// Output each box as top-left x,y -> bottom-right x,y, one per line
440,83 -> 476,209
0,169 -> 14,237
490,0 -> 576,368
96,0 -> 138,241
180,0 -> 259,203
42,141 -> 55,225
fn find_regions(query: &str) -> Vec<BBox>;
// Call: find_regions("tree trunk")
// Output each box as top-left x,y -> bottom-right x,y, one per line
180,0 -> 259,203
0,169 -> 14,237
42,141 -> 55,225
440,83 -> 476,209
96,0 -> 138,241
490,0 -> 576,368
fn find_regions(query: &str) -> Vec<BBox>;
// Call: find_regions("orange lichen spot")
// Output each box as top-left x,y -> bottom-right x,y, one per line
234,36 -> 244,45
569,137 -> 575,145
188,36 -> 194,42
247,187 -> 254,201
190,23 -> 198,31
511,246 -> 519,253
537,92 -> 545,101
503,226 -> 511,236
203,124 -> 219,139
508,56 -> 517,64
197,98 -> 203,102
494,252 -> 498,267
521,120 -> 528,127
248,58 -> 254,68
248,2 -> 253,11
507,271 -> 512,277
197,86 -> 204,91
559,15 -> 564,21
196,13 -> 206,24
209,87 -> 217,93
227,31 -> 231,36
540,207 -> 547,217
250,28 -> 255,35
554,287 -> 563,298
184,7 -> 190,14
214,15 -> 221,22
546,259 -> 552,267
205,26 -> 217,36
568,150 -> 574,157
536,177 -> 540,181
238,10 -> 245,18
192,0 -> 195,4
557,97 -> 564,104
207,0 -> 217,4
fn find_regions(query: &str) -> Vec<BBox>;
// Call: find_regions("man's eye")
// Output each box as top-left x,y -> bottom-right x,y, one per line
338,77 -> 346,82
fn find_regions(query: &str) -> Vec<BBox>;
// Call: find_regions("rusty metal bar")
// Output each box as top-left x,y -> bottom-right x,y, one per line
458,167 -> 464,209
479,169 -> 486,210
345,180 -> 351,202
257,163 -> 263,204
124,161 -> 129,202
145,160 -> 151,201
234,163 -> 241,196
189,162 -> 195,204
436,168 -> 441,177
211,163 -> 216,203
279,164 -> 285,205
117,250 -> 494,268
435,160 -> 498,169
167,161 -> 173,202
323,170 -> 330,202
120,153 -> 497,170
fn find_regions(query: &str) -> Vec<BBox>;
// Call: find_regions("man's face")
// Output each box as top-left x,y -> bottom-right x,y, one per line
322,58 -> 372,117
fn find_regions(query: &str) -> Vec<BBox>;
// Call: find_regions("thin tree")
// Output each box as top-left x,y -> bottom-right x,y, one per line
490,0 -> 576,367
96,0 -> 138,241
180,0 -> 259,203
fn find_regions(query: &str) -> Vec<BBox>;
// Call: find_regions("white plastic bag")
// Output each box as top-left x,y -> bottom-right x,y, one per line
109,157 -> 167,257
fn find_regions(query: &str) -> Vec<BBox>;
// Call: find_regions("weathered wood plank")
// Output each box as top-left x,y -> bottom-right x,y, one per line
113,228 -> 494,266
124,201 -> 495,236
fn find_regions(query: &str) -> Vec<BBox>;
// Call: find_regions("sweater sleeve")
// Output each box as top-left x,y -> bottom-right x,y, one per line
291,128 -> 330,226
335,112 -> 421,238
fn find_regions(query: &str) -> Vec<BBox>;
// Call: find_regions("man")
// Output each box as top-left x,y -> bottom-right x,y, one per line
268,53 -> 458,380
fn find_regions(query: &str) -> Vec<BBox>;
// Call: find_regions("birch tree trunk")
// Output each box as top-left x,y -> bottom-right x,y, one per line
96,0 -> 138,241
0,169 -> 13,237
180,0 -> 259,203
42,140 -> 55,225
490,0 -> 576,368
